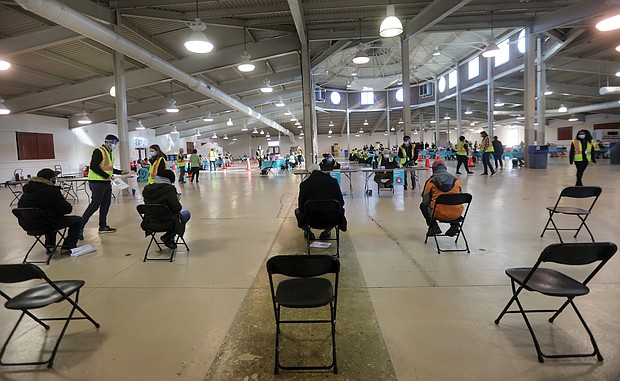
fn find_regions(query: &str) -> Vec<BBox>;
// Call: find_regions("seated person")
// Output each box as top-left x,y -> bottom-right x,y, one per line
420,160 -> 463,237
17,168 -> 83,253
141,170 -> 190,249
295,163 -> 347,240
137,165 -> 149,182
374,149 -> 400,188
319,153 -> 341,171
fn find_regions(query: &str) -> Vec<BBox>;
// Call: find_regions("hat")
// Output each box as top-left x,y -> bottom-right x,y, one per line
37,168 -> 60,180
403,135 -> 411,141
431,160 -> 447,172
157,169 -> 176,184
105,134 -> 119,142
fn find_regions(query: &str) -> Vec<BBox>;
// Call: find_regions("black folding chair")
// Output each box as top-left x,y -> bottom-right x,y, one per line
0,263 -> 100,368
424,193 -> 472,254
304,199 -> 343,257
12,208 -> 67,265
6,181 -> 23,206
541,186 -> 601,243
495,242 -> 617,363
136,204 -> 189,262
266,255 -> 340,374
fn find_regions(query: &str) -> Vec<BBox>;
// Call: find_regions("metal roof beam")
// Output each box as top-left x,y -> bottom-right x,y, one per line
0,25 -> 81,56
547,56 -> 618,76
403,0 -> 471,39
531,1 -> 616,34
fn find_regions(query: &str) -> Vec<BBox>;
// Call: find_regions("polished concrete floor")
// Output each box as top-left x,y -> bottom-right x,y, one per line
0,158 -> 619,381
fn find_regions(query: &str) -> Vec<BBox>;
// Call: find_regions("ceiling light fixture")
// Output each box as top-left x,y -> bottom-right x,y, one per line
300,131 -> 304,136
211,132 -> 217,139
109,86 -> 116,97
544,85 -> 553,95
430,120 -> 436,124
203,112 -> 214,122
77,102 -> 92,125
170,125 -> 180,136
464,107 -> 473,115
557,104 -> 568,113
398,118 -> 403,124
444,113 -> 450,120
135,119 -> 145,130
260,78 -> 273,93
363,119 -> 368,126
237,28 -> 255,72
352,19 -> 370,64
516,115 -> 525,120
223,134 -> 229,140
227,118 -> 233,126
275,97 -> 285,107
482,11 -> 500,58
328,129 -> 333,134
0,60 -> 11,71
494,98 -> 504,107
568,114 -> 579,122
165,82 -> 179,113
596,13 -> 620,31
194,129 -> 201,137
233,136 -> 238,141
432,46 -> 440,56
290,115 -> 297,122
380,4 -> 403,38
259,129 -> 265,135
351,68 -> 358,77
252,127 -> 259,134
294,121 -> 301,126
265,132 -> 270,138
184,1 -> 214,53
328,120 -> 334,127
284,109 -> 292,116
297,124 -> 302,129
241,121 -> 248,131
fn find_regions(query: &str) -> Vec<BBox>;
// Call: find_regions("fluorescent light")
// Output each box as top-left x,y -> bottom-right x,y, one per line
596,14 -> 620,31
260,78 -> 273,93
203,112 -> 214,122
165,99 -> 179,113
482,41 -> 500,58
227,118 -> 233,126
557,104 -> 567,113
135,120 -> 145,130
379,5 -> 403,38
0,60 -> 11,71
0,98 -> 11,115
568,114 -> 579,122
237,51 -> 255,72
184,18 -> 214,53
465,107 -> 473,115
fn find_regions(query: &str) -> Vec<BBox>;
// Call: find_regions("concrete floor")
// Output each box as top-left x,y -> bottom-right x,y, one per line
0,158 -> 619,381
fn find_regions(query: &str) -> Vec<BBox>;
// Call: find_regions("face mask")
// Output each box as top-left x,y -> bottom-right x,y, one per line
327,158 -> 333,162
109,143 -> 117,151
149,151 -> 157,157
577,134 -> 585,139
404,140 -> 410,146
384,154 -> 390,159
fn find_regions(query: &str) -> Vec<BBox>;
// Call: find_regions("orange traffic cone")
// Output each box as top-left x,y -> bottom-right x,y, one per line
417,153 -> 423,164
222,160 -> 226,169
424,156 -> 430,168
467,155 -> 474,167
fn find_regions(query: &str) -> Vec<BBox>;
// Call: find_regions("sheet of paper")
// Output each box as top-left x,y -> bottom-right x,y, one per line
309,242 -> 332,249
111,177 -> 129,189
70,244 -> 96,257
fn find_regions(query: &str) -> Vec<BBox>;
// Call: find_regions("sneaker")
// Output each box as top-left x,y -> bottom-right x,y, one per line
481,173 -> 488,176
467,171 -> 474,174
78,228 -> 84,241
445,226 -> 460,237
98,226 -> 117,234
426,226 -> 442,236
319,230 -> 332,240
303,230 -> 316,241
456,171 -> 462,175
45,245 -> 56,254
164,241 -> 177,249
60,247 -> 74,255
490,171 -> 496,176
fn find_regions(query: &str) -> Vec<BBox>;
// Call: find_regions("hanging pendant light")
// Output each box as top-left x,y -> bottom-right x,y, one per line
568,114 -> 579,122
558,104 -> 568,113
328,120 -> 334,127
398,118 -> 403,124
265,132 -> 270,138
432,46 -> 441,56
260,78 -> 273,93
391,126 -> 395,131
352,19 -> 370,64
284,109 -> 292,116
223,134 -> 229,140
170,125 -> 180,136
0,60 -> 11,71
77,102 -> 92,125
328,129 -> 333,134
252,127 -> 259,134
363,119 -> 369,126
241,121 -> 249,131
464,107 -> 473,115
165,82 -> 179,113
232,136 -> 238,141
275,97 -> 285,107
494,98 -> 504,107
482,11 -> 500,58
184,2 -> 213,53
596,13 -> 620,31
203,112 -> 214,122
237,28 -> 255,72
380,5 -> 403,37
444,113 -> 451,120
211,132 -> 217,139
259,129 -> 265,135
194,129 -> 201,137
227,118 -> 233,126
135,119 -> 145,130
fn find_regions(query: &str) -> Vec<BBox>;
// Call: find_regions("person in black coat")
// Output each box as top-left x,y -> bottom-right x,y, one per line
141,170 -> 190,249
319,153 -> 341,171
18,168 -> 83,253
295,163 -> 347,240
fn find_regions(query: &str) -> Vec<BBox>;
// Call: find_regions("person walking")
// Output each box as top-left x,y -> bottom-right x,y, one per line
81,134 -> 128,238
188,149 -> 201,182
398,135 -> 416,190
455,136 -> 473,175
570,129 -> 596,186
148,144 -> 168,184
208,148 -> 217,172
480,131 -> 496,176
492,136 -> 505,170
176,148 -> 186,183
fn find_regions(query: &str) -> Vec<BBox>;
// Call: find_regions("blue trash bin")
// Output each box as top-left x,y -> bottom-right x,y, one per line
527,145 -> 549,169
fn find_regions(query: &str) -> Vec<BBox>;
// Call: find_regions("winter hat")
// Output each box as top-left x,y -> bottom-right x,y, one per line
431,160 -> 447,173
36,168 -> 60,180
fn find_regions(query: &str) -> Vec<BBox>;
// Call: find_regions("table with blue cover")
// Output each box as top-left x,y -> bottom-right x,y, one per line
261,158 -> 287,171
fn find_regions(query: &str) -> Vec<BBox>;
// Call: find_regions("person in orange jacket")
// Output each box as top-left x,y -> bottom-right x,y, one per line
420,160 -> 463,237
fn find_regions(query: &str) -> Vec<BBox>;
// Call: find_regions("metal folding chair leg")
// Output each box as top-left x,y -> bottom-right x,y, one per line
23,228 -> 66,265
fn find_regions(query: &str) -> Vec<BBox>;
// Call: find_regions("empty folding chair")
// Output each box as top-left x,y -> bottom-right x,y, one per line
541,186 -> 601,243
0,263 -> 100,368
495,242 -> 617,363
266,255 -> 340,374
136,204 -> 189,262
12,208 -> 67,265
424,193 -> 472,254
304,199 -> 344,257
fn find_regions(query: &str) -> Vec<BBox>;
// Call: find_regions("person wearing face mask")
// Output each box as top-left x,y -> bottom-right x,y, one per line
569,129 -> 596,186
398,135 -> 417,190
81,134 -> 128,238
319,153 -> 341,171
18,168 -> 83,254
374,149 -> 400,188
148,144 -> 168,184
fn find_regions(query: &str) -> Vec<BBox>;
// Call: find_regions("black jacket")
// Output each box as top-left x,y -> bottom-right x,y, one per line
142,183 -> 184,235
18,177 -> 72,224
298,171 -> 347,231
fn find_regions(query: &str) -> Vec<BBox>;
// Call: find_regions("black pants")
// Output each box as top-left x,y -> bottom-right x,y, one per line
191,167 -> 200,182
45,215 -> 83,249
575,160 -> 588,186
402,160 -> 416,189
482,152 -> 495,174
493,152 -> 504,169
178,166 -> 186,183
82,181 -> 112,229
456,155 -> 468,173
419,203 -> 458,229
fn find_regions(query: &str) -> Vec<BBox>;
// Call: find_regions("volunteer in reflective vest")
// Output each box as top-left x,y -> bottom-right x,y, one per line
479,131 -> 496,176
569,129 -> 596,186
397,135 -> 416,190
455,135 -> 473,175
81,134 -> 128,238
176,148 -> 186,184
148,144 -> 168,184
374,149 -> 400,188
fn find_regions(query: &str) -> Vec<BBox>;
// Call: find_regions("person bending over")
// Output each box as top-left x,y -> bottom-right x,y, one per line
420,160 -> 463,237
295,163 -> 347,240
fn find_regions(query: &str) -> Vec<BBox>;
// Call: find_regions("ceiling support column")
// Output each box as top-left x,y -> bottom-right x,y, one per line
536,35 -> 546,144
401,37 -> 411,137
487,57 -> 495,139
523,26 -> 537,166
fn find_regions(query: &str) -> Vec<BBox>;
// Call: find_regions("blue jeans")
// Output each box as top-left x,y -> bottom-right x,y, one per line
209,161 -> 216,171
482,152 -> 495,174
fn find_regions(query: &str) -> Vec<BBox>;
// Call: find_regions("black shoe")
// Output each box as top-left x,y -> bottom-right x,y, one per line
78,228 -> 84,241
98,226 -> 117,234
45,245 -> 56,254
445,226 -> 459,237
456,171 -> 462,175
303,230 -> 316,240
404,186 -> 408,190
426,226 -> 442,236
160,233 -> 171,243
481,173 -> 488,176
164,241 -> 177,249
60,247 -> 74,255
467,171 -> 474,174
490,171 -> 496,176
319,230 -> 332,240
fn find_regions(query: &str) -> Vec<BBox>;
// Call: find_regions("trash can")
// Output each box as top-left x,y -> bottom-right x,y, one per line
610,142 -> 620,164
527,145 -> 549,169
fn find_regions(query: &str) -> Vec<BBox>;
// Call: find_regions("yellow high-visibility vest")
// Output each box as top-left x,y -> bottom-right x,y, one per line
456,141 -> 467,156
88,147 -> 114,181
573,140 -> 592,162
482,136 -> 494,153
148,156 -> 165,184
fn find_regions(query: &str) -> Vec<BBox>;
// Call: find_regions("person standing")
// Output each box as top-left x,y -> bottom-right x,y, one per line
570,129 -> 596,186
492,136 -> 505,170
81,134 -> 128,238
480,131 -> 496,176
208,148 -> 217,172
255,146 -> 264,169
176,148 -> 186,183
188,149 -> 201,183
148,144 -> 167,184
398,135 -> 416,190
455,136 -> 473,175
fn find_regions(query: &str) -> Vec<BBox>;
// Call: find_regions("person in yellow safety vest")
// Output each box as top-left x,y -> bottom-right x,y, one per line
374,149 -> 400,188
208,148 -> 218,172
569,129 -> 596,186
397,135 -> 417,190
455,135 -> 474,175
81,134 -> 129,238
593,139 -> 602,159
479,131 -> 496,176
148,144 -> 168,185
176,148 -> 186,184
